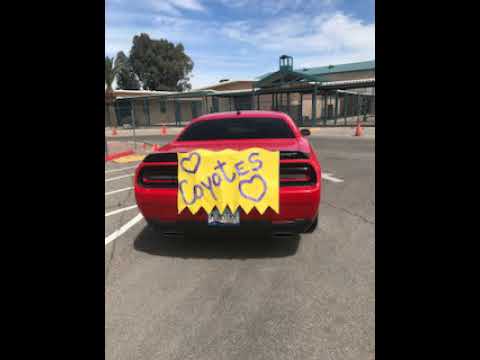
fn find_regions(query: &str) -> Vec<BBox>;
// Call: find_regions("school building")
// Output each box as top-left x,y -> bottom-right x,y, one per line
106,55 -> 375,128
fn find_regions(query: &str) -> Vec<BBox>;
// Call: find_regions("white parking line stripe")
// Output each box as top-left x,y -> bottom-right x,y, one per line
105,173 -> 133,182
105,187 -> 134,196
105,166 -> 137,174
105,213 -> 144,246
322,173 -> 344,183
105,204 -> 137,217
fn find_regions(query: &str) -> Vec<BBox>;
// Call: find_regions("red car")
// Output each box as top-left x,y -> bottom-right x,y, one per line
134,110 -> 321,235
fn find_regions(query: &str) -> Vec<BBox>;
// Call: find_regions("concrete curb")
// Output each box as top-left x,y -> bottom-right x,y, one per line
105,149 -> 134,162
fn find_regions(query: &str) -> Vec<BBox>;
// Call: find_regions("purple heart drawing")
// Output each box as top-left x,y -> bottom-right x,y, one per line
238,174 -> 267,202
180,152 -> 201,174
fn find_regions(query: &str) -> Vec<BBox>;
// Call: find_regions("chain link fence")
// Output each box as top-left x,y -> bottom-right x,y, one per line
105,86 -> 375,159
105,86 -> 375,131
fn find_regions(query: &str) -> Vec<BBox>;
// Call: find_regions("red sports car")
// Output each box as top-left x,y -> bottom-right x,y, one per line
134,110 -> 321,235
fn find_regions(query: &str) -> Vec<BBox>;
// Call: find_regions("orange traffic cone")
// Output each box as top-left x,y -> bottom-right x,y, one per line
354,120 -> 363,137
161,125 -> 167,136
112,127 -> 117,136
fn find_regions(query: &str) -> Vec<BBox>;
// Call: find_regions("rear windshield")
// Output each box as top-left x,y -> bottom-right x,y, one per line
177,117 -> 295,141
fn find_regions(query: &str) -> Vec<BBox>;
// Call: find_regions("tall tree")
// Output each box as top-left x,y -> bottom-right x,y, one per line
105,56 -> 123,127
115,51 -> 140,90
129,33 -> 193,91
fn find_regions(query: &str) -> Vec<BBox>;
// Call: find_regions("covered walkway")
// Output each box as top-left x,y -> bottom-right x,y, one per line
106,56 -> 375,128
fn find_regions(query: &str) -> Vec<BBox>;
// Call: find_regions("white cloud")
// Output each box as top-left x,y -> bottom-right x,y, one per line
190,69 -> 254,89
221,11 -> 374,62
150,0 -> 205,14
170,0 -> 205,11
106,1 -> 374,89
219,0 -> 337,14
193,54 -> 258,69
151,1 -> 181,16
107,0 -> 206,16
105,28 -> 133,57
218,0 -> 249,7
189,72 -> 224,88
105,14 -> 214,57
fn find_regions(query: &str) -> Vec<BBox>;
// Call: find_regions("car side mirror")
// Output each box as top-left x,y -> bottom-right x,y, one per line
300,128 -> 311,137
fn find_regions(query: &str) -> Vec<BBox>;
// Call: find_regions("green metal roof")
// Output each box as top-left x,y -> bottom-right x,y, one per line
297,60 -> 375,76
256,60 -> 375,81
254,70 -> 321,88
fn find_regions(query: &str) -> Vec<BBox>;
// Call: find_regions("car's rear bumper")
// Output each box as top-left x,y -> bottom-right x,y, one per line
148,218 -> 315,234
135,185 -> 320,227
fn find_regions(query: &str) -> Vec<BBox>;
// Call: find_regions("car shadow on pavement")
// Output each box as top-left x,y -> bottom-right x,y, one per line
133,226 -> 300,259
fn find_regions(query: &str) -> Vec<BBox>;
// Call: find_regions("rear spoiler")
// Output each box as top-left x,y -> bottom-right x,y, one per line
143,151 -> 309,163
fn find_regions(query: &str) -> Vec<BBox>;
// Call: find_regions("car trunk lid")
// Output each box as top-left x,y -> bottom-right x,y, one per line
159,138 -> 309,153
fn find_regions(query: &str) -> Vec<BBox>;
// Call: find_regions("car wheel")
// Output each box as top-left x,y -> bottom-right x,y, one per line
304,216 -> 318,233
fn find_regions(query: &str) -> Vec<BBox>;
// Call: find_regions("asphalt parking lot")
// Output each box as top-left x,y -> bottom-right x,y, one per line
105,135 -> 375,360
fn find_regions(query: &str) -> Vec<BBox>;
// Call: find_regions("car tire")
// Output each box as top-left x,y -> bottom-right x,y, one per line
146,220 -> 160,232
304,216 -> 318,233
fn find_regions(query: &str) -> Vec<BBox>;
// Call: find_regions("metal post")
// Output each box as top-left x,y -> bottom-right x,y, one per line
257,94 -> 260,110
372,86 -> 375,117
323,93 -> 327,126
287,92 -> 291,117
144,98 -> 150,127
360,94 -> 363,121
114,101 -> 121,128
344,94 -> 348,126
334,91 -> 339,126
130,100 -> 136,151
319,93 -> 322,125
251,84 -> 255,110
300,93 -> 303,126
362,95 -> 367,122
180,100 -> 183,125
229,97 -> 232,111
311,86 -> 317,127
175,100 -> 181,125
357,94 -> 360,116
356,94 -> 360,119
191,101 -> 197,119
353,94 -> 356,119
359,95 -> 362,120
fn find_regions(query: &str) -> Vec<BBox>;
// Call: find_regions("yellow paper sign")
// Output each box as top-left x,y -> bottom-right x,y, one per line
177,148 -> 279,215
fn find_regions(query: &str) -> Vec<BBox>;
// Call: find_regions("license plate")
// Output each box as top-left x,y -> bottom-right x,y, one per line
208,208 -> 240,226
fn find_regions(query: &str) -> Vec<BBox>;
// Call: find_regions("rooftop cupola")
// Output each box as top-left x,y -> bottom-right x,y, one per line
279,55 -> 293,72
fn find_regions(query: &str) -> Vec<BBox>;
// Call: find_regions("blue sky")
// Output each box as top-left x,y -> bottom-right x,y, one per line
106,0 -> 375,89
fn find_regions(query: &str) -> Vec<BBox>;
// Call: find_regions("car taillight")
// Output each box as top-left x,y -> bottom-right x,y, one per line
143,153 -> 178,163
279,151 -> 309,160
138,165 -> 177,188
280,163 -> 317,186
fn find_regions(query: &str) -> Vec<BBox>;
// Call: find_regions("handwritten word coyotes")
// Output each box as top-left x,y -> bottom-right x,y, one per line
177,148 -> 279,215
